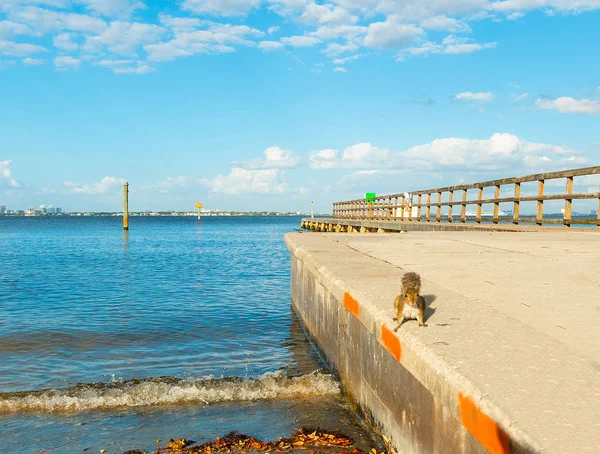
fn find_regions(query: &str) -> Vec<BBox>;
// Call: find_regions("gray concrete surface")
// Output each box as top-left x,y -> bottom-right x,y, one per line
285,231 -> 600,454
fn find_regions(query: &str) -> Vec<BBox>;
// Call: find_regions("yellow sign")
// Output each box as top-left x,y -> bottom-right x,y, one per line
195,202 -> 203,209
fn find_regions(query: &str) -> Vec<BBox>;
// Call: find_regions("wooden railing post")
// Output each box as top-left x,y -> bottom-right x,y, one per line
400,195 -> 405,220
537,179 -> 545,226
448,190 -> 453,223
436,191 -> 442,222
476,187 -> 483,224
461,189 -> 467,223
564,176 -> 573,227
393,197 -> 398,219
417,195 -> 422,221
426,193 -> 431,222
493,184 -> 500,224
513,183 -> 520,225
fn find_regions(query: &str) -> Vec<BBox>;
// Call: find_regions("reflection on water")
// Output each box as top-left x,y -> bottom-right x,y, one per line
122,229 -> 129,251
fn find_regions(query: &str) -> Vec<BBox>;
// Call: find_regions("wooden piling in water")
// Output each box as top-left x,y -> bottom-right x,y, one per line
123,182 -> 129,231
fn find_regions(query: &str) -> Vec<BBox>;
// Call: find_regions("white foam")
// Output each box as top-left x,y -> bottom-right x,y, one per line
0,371 -> 340,413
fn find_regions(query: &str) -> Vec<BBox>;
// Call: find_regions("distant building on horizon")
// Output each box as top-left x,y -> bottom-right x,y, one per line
0,205 -> 6,215
24,205 -> 64,216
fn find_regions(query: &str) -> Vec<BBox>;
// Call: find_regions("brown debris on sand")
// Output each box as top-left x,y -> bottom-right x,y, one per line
143,428 -> 389,454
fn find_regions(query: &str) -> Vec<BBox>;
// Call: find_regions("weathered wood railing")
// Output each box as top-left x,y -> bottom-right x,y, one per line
332,166 -> 600,228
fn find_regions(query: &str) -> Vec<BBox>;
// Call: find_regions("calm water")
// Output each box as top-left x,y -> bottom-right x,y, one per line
0,216 -> 382,453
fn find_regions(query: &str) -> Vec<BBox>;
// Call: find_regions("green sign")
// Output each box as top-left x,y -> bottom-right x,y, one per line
365,192 -> 376,205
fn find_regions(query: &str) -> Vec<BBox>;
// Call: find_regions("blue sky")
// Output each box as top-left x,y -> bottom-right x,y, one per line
1,0 -> 599,213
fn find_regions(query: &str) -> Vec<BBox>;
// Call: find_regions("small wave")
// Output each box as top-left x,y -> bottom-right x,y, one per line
0,371 -> 339,414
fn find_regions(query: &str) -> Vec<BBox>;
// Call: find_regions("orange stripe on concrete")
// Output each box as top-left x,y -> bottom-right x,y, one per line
459,394 -> 512,454
343,292 -> 360,317
381,325 -> 402,361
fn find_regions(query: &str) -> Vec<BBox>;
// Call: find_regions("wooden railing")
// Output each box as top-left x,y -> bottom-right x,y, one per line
332,166 -> 600,228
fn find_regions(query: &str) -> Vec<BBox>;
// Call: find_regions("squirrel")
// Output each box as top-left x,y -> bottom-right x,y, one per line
393,271 -> 427,331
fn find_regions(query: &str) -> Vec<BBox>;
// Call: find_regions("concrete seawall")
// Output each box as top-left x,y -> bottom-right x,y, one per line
285,231 -> 600,454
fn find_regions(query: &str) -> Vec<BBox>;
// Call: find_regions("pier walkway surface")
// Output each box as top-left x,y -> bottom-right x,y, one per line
285,230 -> 600,453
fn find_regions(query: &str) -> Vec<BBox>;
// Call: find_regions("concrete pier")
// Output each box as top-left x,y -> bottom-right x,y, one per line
285,230 -> 600,454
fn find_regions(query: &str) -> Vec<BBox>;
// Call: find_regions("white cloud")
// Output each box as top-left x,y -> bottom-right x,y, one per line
96,58 -> 135,67
333,66 -> 346,72
300,2 -> 358,25
514,92 -> 529,101
237,146 -> 300,169
143,41 -> 193,61
0,160 -> 21,189
53,32 -> 78,51
441,34 -> 497,54
308,133 -> 586,177
10,7 -> 107,34
258,40 -> 284,51
322,40 -> 359,56
332,53 -> 364,64
73,0 -> 145,19
0,20 -> 35,37
332,0 -> 489,19
5,0 -> 600,76
454,91 -> 494,102
310,24 -> 367,40
536,97 -> 600,115
402,35 -> 496,58
22,56 -> 44,64
83,21 -> 165,56
54,55 -> 80,69
210,168 -> 287,195
308,149 -> 339,169
281,35 -> 321,47
507,11 -> 525,20
158,15 -> 203,33
420,15 -> 471,33
144,23 -> 262,61
64,176 -> 125,194
489,0 -> 600,14
400,133 -> 584,171
363,18 -> 424,49
181,0 -> 261,16
0,39 -> 46,56
96,59 -> 155,74
309,143 -> 389,169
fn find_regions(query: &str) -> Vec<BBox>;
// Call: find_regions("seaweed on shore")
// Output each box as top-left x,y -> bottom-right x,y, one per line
138,428 -> 389,454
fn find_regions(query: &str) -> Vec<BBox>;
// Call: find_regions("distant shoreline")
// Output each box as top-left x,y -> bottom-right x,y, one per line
0,212 -> 326,217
